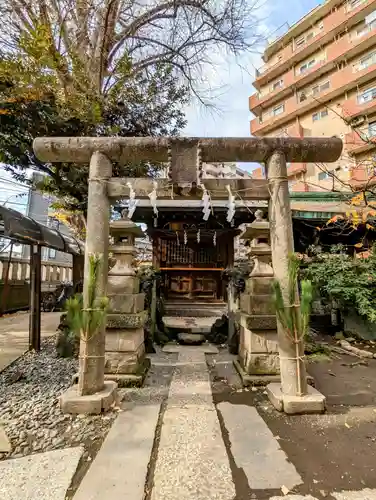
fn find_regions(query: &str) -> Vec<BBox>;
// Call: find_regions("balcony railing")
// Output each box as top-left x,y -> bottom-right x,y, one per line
346,0 -> 368,13
345,128 -> 376,153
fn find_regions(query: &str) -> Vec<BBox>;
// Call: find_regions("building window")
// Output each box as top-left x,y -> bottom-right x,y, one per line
299,59 -> 316,74
47,217 -> 59,230
272,104 -> 285,116
312,109 -> 328,121
272,79 -> 283,91
359,51 -> 376,71
347,0 -> 366,11
295,35 -> 305,47
318,170 -> 333,181
312,81 -> 330,95
358,86 -> 376,104
369,121 -> 376,137
48,248 -> 57,259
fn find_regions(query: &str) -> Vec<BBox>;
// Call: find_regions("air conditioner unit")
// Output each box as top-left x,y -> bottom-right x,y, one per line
350,115 -> 365,127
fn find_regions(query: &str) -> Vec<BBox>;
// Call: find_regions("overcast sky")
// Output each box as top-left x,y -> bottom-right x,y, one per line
183,0 -> 322,170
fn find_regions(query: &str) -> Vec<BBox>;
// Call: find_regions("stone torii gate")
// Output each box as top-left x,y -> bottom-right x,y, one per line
33,136 -> 342,414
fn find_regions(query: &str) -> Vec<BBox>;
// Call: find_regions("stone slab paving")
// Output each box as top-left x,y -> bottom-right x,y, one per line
218,402 -> 302,490
0,312 -> 60,372
74,404 -> 160,500
0,446 -> 83,500
270,492 -> 376,500
151,348 -> 235,500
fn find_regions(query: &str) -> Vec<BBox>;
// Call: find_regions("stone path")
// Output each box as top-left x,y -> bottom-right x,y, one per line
0,311 -> 60,372
76,345 -> 373,500
0,447 -> 83,500
2,343 -> 376,499
151,349 -> 235,500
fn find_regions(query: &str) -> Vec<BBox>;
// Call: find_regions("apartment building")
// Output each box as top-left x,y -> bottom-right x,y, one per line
162,162 -> 252,179
249,0 -> 376,192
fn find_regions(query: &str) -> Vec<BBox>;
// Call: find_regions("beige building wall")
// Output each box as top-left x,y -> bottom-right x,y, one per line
250,0 -> 376,192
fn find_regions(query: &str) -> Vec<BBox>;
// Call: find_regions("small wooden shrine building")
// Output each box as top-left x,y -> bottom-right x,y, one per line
130,184 -> 265,306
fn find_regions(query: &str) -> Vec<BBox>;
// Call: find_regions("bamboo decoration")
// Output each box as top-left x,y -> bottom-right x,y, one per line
272,254 -> 313,396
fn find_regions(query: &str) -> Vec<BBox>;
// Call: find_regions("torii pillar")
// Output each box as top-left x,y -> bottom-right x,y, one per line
33,136 -> 342,414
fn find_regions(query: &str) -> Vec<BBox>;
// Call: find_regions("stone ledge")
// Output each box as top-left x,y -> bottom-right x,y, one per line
103,358 -> 150,387
105,328 -> 144,352
60,381 -> 118,415
234,359 -> 315,388
162,343 -> 219,354
238,312 -> 277,331
266,382 -> 326,414
107,311 -> 147,329
108,293 -> 145,314
234,359 -> 281,386
239,294 -> 275,315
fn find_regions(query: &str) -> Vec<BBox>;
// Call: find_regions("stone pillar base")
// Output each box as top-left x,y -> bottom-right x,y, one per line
238,313 -> 280,376
266,383 -> 326,414
105,329 -> 145,375
60,381 -> 118,415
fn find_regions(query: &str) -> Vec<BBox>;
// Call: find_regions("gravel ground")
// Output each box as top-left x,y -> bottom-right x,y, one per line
0,337 -> 118,462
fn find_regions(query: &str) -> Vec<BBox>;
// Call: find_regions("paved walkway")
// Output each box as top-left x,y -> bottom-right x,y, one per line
0,312 -> 60,372
2,343 -> 376,499
72,345 -> 376,500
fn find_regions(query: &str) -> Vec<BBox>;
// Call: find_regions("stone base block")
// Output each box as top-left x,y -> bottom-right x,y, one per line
234,359 -> 281,386
108,293 -> 145,314
104,358 -> 150,387
239,294 -> 274,315
107,310 -> 147,329
234,360 -> 315,388
238,312 -> 277,331
60,381 -> 118,415
241,352 -> 280,375
239,326 -> 278,354
266,383 -> 326,414
245,277 -> 273,295
105,328 -> 144,352
108,276 -> 140,294
105,343 -> 145,375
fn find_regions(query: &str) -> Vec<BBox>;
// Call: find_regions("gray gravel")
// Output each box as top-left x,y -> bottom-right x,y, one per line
0,337 -> 118,461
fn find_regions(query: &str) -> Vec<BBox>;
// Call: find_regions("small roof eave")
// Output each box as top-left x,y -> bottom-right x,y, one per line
0,206 -> 84,255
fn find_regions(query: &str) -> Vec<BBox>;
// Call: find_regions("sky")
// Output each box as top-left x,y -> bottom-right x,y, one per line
183,0 -> 322,170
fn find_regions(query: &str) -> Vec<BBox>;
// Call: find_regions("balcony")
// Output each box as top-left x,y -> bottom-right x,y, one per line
345,129 -> 376,154
287,163 -> 307,177
250,19 -> 376,114
254,0 -> 376,89
289,181 -> 309,192
342,89 -> 376,118
251,55 -> 376,135
350,164 -> 376,187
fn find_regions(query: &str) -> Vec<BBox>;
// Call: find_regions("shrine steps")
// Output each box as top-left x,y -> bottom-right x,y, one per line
163,300 -> 227,345
164,300 -> 227,318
